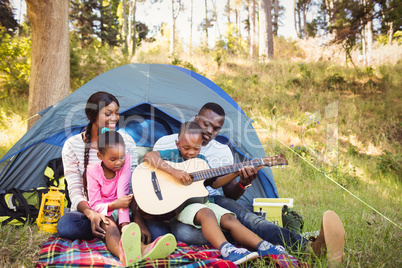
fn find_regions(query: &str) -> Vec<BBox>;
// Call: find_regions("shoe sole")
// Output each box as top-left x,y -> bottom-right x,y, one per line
121,223 -> 142,266
141,233 -> 177,261
233,252 -> 259,265
322,210 -> 345,267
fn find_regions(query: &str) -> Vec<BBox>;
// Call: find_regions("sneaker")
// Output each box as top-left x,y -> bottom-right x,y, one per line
258,243 -> 288,257
259,243 -> 299,268
309,210 -> 345,266
222,247 -> 259,265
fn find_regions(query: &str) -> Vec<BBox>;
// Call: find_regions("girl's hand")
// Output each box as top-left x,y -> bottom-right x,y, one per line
171,169 -> 192,185
112,195 -> 133,209
85,209 -> 109,239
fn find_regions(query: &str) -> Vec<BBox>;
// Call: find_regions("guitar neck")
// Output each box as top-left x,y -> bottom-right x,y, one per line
190,158 -> 265,182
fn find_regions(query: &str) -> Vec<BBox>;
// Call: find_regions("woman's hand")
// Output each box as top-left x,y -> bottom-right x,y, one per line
85,208 -> 109,239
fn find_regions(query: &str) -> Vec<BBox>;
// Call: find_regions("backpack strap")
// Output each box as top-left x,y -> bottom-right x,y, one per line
8,188 -> 37,224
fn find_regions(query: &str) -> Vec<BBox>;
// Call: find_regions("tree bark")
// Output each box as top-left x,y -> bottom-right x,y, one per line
259,0 -> 273,59
273,0 -> 278,36
127,0 -> 133,53
122,0 -> 128,52
250,0 -> 256,57
302,2 -> 307,39
190,0 -> 193,54
170,0 -> 176,53
26,0 -> 69,129
132,0 -> 137,55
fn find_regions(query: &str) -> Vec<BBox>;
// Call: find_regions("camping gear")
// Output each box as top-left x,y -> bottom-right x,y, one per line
37,187 -> 65,233
0,64 -> 278,211
253,198 -> 294,227
0,187 -> 47,225
282,205 -> 304,234
133,155 -> 288,220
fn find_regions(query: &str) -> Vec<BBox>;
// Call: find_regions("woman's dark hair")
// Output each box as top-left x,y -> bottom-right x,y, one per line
97,130 -> 125,155
82,91 -> 119,197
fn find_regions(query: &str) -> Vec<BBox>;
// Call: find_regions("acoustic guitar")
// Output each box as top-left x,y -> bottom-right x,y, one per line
131,154 -> 288,221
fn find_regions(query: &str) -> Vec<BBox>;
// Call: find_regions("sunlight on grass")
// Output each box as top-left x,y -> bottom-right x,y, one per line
0,108 -> 27,158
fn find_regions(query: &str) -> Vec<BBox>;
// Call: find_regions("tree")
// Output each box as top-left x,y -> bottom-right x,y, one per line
294,0 -> 313,39
273,0 -> 279,35
259,0 -> 273,59
0,0 -> 19,36
170,0 -> 183,54
250,0 -> 257,57
26,0 -> 70,128
362,0 -> 373,66
70,0 -> 99,47
378,0 -> 402,45
98,0 -> 121,47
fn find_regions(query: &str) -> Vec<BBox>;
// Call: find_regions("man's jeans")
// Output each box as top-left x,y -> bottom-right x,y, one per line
57,211 -> 95,240
146,195 -> 308,250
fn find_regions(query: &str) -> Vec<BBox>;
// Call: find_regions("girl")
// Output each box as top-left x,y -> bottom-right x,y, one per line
58,92 -> 175,264
87,129 -> 176,265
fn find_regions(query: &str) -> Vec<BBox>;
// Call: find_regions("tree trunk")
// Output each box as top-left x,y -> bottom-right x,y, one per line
127,0 -> 133,53
122,0 -> 128,52
204,0 -> 208,46
190,0 -> 193,54
99,0 -> 104,45
366,0 -> 373,66
132,0 -> 137,55
259,0 -> 273,59
226,0 -> 231,24
170,0 -> 176,54
26,0 -> 69,129
250,0 -> 256,58
388,21 -> 394,45
302,2 -> 307,39
273,0 -> 278,36
294,0 -> 298,37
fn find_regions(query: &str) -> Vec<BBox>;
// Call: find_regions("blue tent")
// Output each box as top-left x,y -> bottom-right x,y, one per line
0,64 -> 278,210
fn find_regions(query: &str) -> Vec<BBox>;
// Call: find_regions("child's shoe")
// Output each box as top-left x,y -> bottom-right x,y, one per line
222,247 -> 259,265
258,243 -> 287,256
258,242 -> 299,268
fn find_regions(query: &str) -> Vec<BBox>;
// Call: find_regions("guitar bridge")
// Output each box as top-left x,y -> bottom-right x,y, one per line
151,172 -> 163,200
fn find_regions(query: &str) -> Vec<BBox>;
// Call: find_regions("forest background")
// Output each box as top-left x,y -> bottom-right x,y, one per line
0,0 -> 401,267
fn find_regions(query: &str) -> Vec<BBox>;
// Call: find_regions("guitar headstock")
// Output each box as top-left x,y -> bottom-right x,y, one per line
262,154 -> 288,167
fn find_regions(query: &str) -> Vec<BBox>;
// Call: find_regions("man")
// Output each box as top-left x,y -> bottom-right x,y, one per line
149,102 -> 345,265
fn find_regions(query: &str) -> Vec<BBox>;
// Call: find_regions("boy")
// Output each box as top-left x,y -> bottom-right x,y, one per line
143,121 -> 298,266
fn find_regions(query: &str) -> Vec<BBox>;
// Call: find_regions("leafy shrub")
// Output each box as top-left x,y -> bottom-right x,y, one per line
0,27 -> 31,97
375,151 -> 401,177
70,36 -> 130,91
274,36 -> 304,60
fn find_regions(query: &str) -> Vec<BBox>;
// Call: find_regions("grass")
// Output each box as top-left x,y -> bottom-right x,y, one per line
0,54 -> 401,267
0,224 -> 51,267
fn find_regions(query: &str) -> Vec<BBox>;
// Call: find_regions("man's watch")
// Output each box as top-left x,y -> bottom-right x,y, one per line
238,181 -> 252,190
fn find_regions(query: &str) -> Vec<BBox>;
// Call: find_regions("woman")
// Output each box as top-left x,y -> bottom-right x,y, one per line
58,92 -> 175,263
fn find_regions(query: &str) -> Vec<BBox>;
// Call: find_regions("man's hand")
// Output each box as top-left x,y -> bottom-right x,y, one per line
133,214 -> 152,244
238,166 -> 262,187
85,209 -> 109,239
171,169 -> 192,185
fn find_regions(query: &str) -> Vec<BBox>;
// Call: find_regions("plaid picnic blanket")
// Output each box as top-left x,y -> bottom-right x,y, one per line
35,236 -> 306,268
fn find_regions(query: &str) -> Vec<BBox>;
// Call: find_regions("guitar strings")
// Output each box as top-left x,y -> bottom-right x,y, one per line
253,121 -> 402,230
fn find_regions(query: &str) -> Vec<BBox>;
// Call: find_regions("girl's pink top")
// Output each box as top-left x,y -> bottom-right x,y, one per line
87,154 -> 132,225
